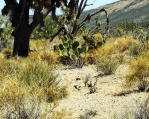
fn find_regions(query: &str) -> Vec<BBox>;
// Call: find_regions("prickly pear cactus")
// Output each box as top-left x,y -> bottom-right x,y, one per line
54,36 -> 82,58
83,34 -> 103,49
53,33 -> 103,65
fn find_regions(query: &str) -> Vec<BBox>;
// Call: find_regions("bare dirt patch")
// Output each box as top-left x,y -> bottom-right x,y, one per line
54,64 -> 149,119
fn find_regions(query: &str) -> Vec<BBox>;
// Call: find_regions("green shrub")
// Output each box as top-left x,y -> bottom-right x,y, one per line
96,55 -> 118,75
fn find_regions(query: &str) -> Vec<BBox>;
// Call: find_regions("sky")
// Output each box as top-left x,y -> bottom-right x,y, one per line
0,0 -> 119,14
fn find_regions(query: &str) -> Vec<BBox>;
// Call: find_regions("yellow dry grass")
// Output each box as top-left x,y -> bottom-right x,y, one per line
0,40 -> 68,118
124,51 -> 149,90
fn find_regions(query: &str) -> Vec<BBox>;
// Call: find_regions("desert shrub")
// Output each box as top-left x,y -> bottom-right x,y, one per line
60,56 -> 86,68
114,97 -> 149,119
20,61 -> 55,87
89,36 -> 142,65
96,55 -> 119,75
89,38 -> 115,63
118,21 -> 137,34
92,37 -> 136,56
128,42 -> 142,56
124,53 -> 149,91
19,61 -> 68,102
0,58 -> 68,118
133,28 -> 149,50
115,53 -> 125,64
113,37 -> 139,53
0,79 -> 29,119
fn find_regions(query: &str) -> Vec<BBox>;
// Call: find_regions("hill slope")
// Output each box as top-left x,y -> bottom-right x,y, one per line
82,0 -> 149,26
0,0 -> 149,26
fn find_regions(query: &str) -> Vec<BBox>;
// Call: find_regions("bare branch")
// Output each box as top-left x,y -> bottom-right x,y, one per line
50,27 -> 65,41
76,0 -> 86,19
78,8 -> 109,31
80,0 -> 88,15
50,24 -> 73,42
29,4 -> 55,32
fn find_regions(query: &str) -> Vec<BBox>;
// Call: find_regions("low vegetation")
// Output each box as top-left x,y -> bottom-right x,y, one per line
114,97 -> 149,119
0,55 -> 68,118
124,52 -> 149,92
0,5 -> 149,118
96,55 -> 118,75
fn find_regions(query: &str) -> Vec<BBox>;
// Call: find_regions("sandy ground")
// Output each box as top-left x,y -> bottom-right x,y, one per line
53,64 -> 149,119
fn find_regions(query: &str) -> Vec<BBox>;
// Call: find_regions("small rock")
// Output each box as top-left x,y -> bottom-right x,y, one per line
76,77 -> 81,80
94,71 -> 105,78
74,85 -> 81,91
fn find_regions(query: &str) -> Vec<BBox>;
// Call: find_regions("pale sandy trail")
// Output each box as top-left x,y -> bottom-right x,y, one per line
54,65 -> 149,119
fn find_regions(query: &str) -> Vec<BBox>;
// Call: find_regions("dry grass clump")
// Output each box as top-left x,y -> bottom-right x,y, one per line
89,39 -> 115,64
89,36 -> 142,65
29,39 -> 59,66
114,97 -> 149,119
128,42 -> 142,56
95,37 -> 140,55
0,90 -> 65,119
19,61 -> 68,102
0,58 -> 20,80
96,55 -> 119,75
132,97 -> 149,119
50,109 -> 67,119
1,47 -> 12,56
113,37 -> 140,53
0,78 -> 27,107
0,56 -> 68,118
29,50 -> 59,66
0,76 -> 67,118
93,33 -> 103,42
30,38 -> 49,51
19,61 -> 54,86
124,52 -> 149,91
39,50 -> 59,65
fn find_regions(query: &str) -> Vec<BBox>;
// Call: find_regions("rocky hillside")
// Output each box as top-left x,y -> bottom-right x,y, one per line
82,0 -> 149,26
0,0 -> 149,26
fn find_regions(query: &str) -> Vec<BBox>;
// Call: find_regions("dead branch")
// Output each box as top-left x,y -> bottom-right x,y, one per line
50,0 -> 109,42
78,8 -> 109,31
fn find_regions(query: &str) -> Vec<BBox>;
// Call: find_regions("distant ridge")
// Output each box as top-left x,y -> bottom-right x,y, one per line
1,0 -> 149,26
81,0 -> 149,26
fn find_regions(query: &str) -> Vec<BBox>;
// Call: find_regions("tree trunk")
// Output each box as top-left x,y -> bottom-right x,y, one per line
12,2 -> 32,57
3,0 -> 52,57
13,25 -> 31,57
